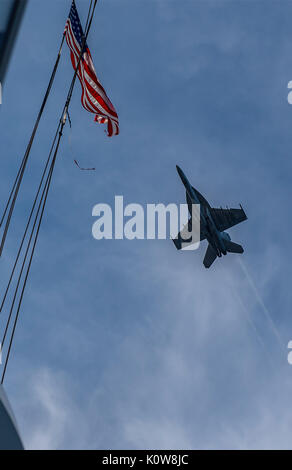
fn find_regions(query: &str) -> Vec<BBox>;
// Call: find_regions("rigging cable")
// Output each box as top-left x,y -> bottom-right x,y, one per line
0,0 -> 98,384
0,32 -> 66,256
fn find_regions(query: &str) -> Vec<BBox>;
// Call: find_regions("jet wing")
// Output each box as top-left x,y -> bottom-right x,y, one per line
172,218 -> 205,250
210,206 -> 247,232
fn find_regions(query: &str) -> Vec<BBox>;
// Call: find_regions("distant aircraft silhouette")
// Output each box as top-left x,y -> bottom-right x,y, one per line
173,166 -> 247,268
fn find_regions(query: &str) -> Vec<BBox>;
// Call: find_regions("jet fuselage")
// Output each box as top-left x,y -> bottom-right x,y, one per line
176,166 -> 227,256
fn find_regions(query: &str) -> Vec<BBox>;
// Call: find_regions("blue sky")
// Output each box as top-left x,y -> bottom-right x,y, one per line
1,0 -> 292,449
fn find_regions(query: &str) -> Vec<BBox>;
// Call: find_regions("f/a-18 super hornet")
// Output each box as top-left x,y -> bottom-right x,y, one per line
173,166 -> 247,268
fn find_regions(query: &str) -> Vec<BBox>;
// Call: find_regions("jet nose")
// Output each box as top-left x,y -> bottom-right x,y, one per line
176,165 -> 184,179
176,165 -> 187,184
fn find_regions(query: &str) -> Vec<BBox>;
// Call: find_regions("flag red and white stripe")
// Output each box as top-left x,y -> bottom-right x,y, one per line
64,1 -> 119,137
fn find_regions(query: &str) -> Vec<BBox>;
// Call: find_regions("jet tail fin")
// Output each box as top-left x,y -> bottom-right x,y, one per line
224,239 -> 244,254
203,244 -> 217,268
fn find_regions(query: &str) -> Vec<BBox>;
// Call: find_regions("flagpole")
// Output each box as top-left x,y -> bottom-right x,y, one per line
0,31 -> 66,257
0,0 -> 98,384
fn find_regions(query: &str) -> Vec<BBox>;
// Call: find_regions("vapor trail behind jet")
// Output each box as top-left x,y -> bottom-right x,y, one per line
237,258 -> 284,352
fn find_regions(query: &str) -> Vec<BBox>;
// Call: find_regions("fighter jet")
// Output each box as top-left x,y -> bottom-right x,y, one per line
173,166 -> 247,268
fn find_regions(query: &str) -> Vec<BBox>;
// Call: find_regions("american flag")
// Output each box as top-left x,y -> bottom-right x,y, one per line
64,1 -> 119,137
